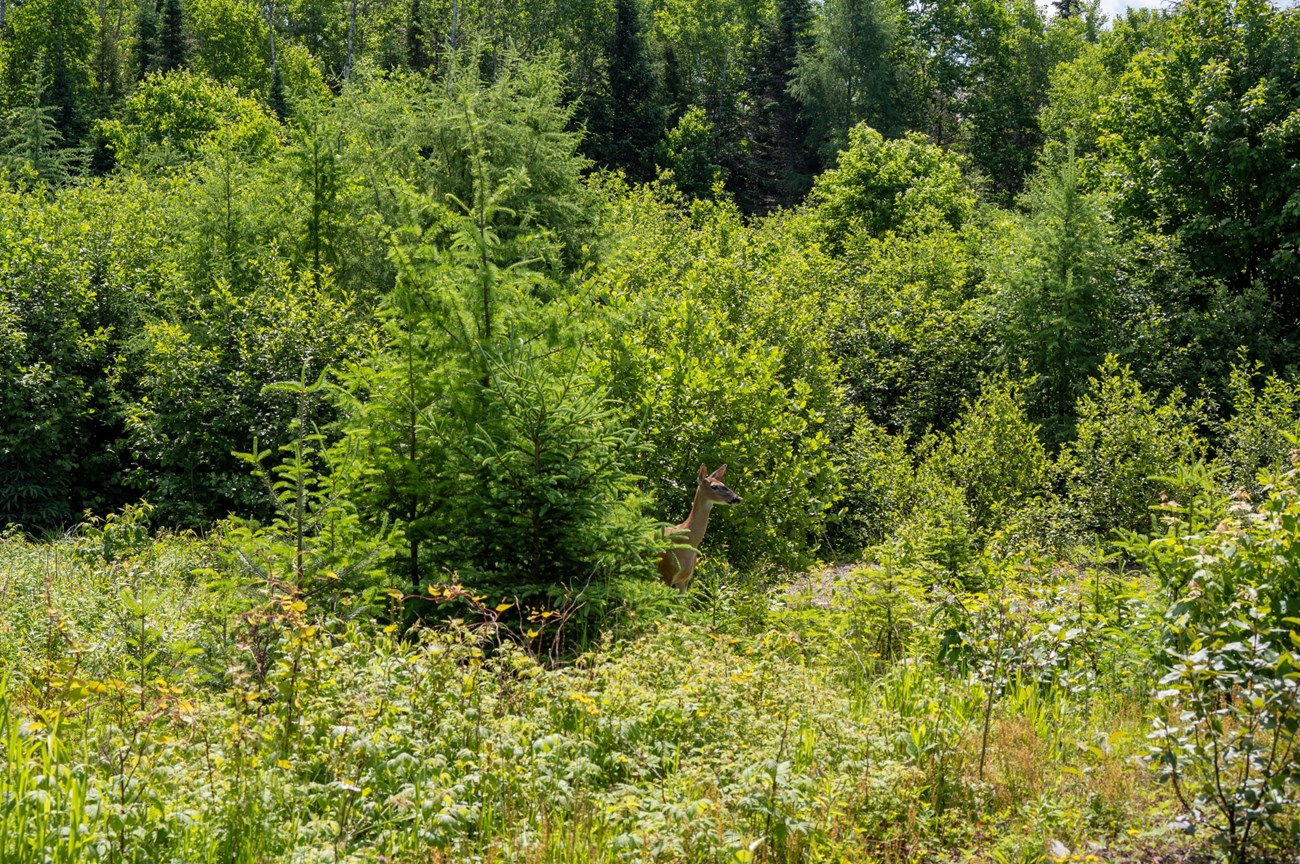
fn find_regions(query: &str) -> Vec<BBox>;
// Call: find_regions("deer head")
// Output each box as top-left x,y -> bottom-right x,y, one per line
697,464 -> 742,506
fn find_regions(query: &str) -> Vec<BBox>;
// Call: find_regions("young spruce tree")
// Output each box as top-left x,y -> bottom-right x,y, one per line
334,75 -> 659,625
997,151 -> 1114,443
1,62 -> 77,186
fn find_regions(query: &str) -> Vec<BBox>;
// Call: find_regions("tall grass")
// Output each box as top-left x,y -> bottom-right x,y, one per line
0,531 -> 1200,863
0,687 -> 100,864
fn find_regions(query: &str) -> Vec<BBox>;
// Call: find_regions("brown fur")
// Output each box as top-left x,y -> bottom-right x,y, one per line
658,464 -> 741,592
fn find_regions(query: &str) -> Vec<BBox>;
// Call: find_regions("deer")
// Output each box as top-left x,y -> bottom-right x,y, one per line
658,464 -> 742,593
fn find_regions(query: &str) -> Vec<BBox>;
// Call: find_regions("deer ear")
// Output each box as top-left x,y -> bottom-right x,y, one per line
697,464 -> 708,480
711,464 -> 727,479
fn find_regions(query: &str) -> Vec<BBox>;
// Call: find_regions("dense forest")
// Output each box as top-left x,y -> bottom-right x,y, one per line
2,0 -> 1300,861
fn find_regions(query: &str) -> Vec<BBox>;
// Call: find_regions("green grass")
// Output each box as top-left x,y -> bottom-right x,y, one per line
0,532 -> 1211,863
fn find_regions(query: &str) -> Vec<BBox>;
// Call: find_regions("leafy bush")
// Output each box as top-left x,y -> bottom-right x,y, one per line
1127,462 -> 1300,863
0,181 -> 179,528
656,105 -> 725,198
1059,356 -> 1205,537
814,557 -> 930,676
917,375 -> 1051,540
834,414 -> 915,548
128,271 -> 374,526
932,550 -> 1162,701
598,293 -> 838,574
1036,41 -> 1113,171
223,376 -> 399,613
96,69 -> 281,169
594,184 -> 845,573
896,477 -> 977,582
1218,359 -> 1300,496
1108,231 -> 1280,404
824,223 -> 993,439
1098,0 -> 1300,312
425,351 -> 660,616
808,123 -> 974,255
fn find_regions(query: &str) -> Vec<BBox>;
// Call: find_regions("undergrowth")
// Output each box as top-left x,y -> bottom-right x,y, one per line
0,524 -> 1217,864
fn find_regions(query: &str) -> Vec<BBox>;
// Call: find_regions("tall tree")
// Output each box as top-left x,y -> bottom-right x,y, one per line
1054,0 -> 1080,18
900,0 -> 1059,201
900,0 -> 967,147
3,0 -> 97,146
1098,0 -> 1300,321
792,0 -> 903,164
158,0 -> 187,70
134,0 -> 159,78
586,0 -> 662,180
289,108 -> 341,284
92,0 -> 126,116
736,0 -> 814,209
406,0 -> 428,72
267,63 -> 286,117
960,0 -> 1056,200
331,69 -> 654,598
343,0 -> 356,78
652,0 -> 766,138
189,0 -> 271,93
286,0 -> 347,79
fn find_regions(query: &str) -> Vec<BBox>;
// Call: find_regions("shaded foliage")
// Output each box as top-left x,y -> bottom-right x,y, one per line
1099,0 -> 1300,319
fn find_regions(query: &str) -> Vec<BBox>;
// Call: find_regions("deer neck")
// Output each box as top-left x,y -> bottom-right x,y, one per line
680,486 -> 716,550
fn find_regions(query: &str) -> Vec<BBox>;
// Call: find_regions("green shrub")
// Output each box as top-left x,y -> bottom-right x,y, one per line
432,357 -> 662,603
884,377 -> 1052,576
223,376 -> 399,615
1218,359 -> 1300,496
128,271 -> 374,526
824,223 -> 994,439
594,184 -> 845,573
96,69 -> 281,169
1126,462 -> 1300,863
895,477 -> 976,582
331,55 -> 600,274
599,296 -> 840,573
1059,356 -> 1204,537
808,124 -> 974,255
995,490 -> 1085,555
834,414 -> 915,548
833,557 -> 929,675
0,181 -> 179,528
655,105 -> 725,198
922,548 -> 1163,777
917,375 -> 1051,540
1109,232 -> 1279,405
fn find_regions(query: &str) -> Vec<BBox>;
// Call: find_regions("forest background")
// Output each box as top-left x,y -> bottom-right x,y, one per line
3,0 -> 1300,862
